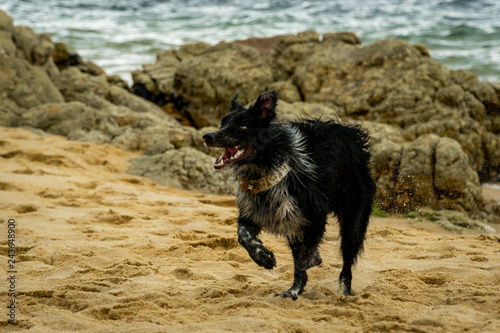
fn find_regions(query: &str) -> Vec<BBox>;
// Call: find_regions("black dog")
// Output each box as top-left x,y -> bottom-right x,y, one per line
203,92 -> 376,300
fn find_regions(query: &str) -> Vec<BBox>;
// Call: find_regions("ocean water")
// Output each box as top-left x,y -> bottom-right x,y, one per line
2,0 -> 500,83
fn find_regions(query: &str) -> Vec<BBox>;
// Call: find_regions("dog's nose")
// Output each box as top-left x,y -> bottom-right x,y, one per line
203,132 -> 215,146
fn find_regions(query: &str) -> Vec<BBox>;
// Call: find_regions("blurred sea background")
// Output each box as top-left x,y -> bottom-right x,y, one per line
2,0 -> 499,83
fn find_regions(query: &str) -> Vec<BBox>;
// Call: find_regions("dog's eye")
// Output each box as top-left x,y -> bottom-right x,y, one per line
239,126 -> 248,131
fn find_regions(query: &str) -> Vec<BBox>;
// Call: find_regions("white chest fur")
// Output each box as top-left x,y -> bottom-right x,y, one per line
236,180 -> 308,240
234,125 -> 316,240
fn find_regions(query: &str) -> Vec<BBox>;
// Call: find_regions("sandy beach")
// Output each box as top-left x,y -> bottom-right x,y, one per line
0,127 -> 498,332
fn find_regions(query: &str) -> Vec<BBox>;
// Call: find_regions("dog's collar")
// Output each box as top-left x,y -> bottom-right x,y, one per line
238,162 -> 291,194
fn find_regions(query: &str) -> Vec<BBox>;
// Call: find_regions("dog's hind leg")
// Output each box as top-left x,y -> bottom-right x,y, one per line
237,217 -> 276,270
338,203 -> 371,297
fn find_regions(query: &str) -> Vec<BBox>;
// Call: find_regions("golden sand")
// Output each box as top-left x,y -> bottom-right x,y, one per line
1,127 -> 499,332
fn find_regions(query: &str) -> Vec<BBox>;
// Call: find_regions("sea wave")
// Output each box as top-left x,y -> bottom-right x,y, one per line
484,183 -> 500,190
2,0 -> 499,82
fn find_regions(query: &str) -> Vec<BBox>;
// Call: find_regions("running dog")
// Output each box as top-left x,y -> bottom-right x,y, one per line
203,91 -> 376,300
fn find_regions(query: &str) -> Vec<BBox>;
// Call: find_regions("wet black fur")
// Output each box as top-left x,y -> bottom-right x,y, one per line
203,92 -> 376,300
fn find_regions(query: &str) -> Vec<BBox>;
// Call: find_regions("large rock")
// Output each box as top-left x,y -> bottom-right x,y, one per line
0,10 -> 63,127
0,10 -> 229,196
133,42 -> 275,127
18,99 -> 203,156
354,121 -> 405,146
276,101 -> 341,123
372,134 -> 483,214
0,55 -> 64,124
52,67 -> 178,122
268,80 -> 302,103
109,29 -> 500,209
398,135 -> 438,208
173,42 -> 274,127
19,102 -> 109,138
13,25 -> 54,66
272,30 -> 322,80
127,147 -> 233,194
291,38 -> 500,180
0,10 -> 16,57
434,137 -> 482,211
370,140 -> 404,209
0,13 -> 196,157
131,31 -> 499,181
271,31 -> 362,81
131,48 -> 182,103
471,81 -> 500,115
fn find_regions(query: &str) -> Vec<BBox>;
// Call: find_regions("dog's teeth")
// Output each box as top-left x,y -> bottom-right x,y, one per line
230,147 -> 244,160
214,157 -> 223,167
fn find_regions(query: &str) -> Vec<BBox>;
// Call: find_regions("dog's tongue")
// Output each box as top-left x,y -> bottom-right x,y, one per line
219,148 -> 234,164
214,148 -> 232,169
227,147 -> 238,154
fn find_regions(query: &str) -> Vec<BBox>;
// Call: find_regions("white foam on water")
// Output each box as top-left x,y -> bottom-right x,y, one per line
483,183 -> 500,190
2,0 -> 499,83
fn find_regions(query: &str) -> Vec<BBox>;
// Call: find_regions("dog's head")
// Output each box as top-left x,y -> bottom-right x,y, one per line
203,91 -> 277,169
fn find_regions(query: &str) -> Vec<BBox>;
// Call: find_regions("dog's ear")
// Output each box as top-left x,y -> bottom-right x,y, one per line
252,91 -> 277,120
230,93 -> 240,110
229,93 -> 245,113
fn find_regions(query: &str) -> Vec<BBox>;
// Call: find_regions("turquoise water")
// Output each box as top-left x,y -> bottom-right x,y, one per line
2,0 -> 499,83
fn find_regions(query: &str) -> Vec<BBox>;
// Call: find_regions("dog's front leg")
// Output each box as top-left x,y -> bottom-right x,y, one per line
275,241 -> 311,300
276,236 -> 323,300
237,217 -> 276,270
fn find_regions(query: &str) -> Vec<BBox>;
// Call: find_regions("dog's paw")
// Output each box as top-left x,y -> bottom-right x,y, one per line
339,280 -> 351,297
250,245 -> 276,270
274,290 -> 299,301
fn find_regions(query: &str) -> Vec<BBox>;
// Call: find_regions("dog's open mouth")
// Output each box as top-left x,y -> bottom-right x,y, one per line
214,145 -> 253,169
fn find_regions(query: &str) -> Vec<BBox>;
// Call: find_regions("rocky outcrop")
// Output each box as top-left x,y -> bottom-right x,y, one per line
371,134 -> 483,214
133,32 -> 500,183
127,147 -> 233,194
173,42 -> 274,127
0,10 -> 224,195
0,49 -> 64,127
129,29 -> 499,215
291,38 -> 500,181
132,41 -> 276,128
0,9 -> 498,220
276,100 -> 341,123
0,55 -> 63,112
1,11 -> 64,118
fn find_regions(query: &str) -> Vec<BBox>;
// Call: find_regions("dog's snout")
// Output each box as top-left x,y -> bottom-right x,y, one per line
203,132 -> 216,146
